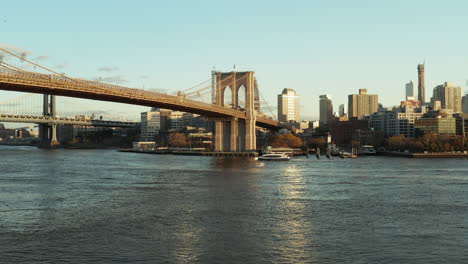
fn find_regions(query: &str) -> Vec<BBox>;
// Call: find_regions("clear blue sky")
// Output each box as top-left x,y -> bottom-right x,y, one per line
1,0 -> 468,122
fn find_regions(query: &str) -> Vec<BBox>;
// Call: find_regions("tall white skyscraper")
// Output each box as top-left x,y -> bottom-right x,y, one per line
406,81 -> 414,98
277,88 -> 300,122
319,95 -> 333,125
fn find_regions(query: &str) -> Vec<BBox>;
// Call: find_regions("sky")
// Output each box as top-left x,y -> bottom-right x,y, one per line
1,0 -> 468,126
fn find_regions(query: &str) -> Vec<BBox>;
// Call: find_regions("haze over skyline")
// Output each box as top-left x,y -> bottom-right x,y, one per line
1,0 -> 468,123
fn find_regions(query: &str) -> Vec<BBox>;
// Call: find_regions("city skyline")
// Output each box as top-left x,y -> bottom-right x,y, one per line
2,0 -> 468,124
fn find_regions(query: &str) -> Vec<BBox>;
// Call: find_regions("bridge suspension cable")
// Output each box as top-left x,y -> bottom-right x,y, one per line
257,86 -> 276,120
184,74 -> 248,98
179,79 -> 211,93
0,47 -> 135,95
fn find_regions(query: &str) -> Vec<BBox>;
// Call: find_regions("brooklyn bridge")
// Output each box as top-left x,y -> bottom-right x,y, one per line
0,47 -> 281,152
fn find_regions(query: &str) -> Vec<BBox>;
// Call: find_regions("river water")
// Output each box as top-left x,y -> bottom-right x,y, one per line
0,146 -> 467,263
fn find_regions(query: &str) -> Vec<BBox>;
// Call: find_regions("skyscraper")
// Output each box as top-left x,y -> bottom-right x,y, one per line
277,88 -> 300,122
338,104 -> 345,117
463,94 -> 468,113
417,64 -> 425,103
319,95 -> 333,125
348,89 -> 379,118
431,82 -> 462,113
405,80 -> 414,99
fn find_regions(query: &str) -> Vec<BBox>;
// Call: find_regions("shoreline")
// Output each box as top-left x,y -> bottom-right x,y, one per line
379,151 -> 468,158
119,149 -> 258,157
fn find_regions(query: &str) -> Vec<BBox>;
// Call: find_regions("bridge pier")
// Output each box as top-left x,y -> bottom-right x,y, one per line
213,117 -> 255,152
214,120 -> 224,152
39,123 -> 60,148
39,94 -> 60,148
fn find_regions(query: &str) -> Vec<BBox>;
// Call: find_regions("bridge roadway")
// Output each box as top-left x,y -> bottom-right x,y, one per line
0,69 -> 280,129
0,114 -> 139,128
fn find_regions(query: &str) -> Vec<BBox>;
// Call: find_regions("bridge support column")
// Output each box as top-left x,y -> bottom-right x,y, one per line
50,124 -> 60,147
244,72 -> 257,152
245,117 -> 256,151
230,118 -> 239,152
39,124 -> 49,147
39,94 -> 60,148
214,120 -> 224,152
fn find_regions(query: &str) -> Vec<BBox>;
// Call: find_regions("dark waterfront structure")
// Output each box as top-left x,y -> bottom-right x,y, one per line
417,64 -> 426,103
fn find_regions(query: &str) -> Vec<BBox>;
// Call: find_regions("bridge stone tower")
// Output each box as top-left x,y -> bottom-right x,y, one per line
39,94 -> 60,148
213,71 -> 260,152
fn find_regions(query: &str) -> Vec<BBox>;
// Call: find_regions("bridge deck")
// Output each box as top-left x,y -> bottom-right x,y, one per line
0,114 -> 139,127
0,70 -> 279,128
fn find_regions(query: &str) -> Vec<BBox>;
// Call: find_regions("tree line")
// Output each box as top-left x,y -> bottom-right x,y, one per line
386,134 -> 467,153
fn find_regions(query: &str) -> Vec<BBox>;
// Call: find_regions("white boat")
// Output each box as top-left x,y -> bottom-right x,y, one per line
255,153 -> 290,161
358,145 -> 376,155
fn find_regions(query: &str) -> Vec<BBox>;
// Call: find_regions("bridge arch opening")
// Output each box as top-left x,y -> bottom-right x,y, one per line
237,85 -> 246,110
223,86 -> 233,108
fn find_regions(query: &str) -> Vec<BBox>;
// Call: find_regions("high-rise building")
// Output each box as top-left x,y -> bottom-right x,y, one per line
348,89 -> 379,118
338,104 -> 345,117
277,88 -> 300,122
431,82 -> 462,113
417,64 -> 425,103
140,108 -> 163,141
406,80 -> 414,98
319,95 -> 333,125
462,94 -> 468,113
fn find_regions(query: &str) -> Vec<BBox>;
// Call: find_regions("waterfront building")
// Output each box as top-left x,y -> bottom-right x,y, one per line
369,108 -> 423,138
462,94 -> 468,113
140,108 -> 163,141
277,88 -> 300,122
319,95 -> 333,125
331,118 -> 383,146
430,82 -> 462,113
182,113 -> 213,131
164,110 -> 185,131
406,81 -> 414,98
348,89 -> 379,119
414,117 -> 456,136
454,113 -> 468,137
417,64 -> 426,103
